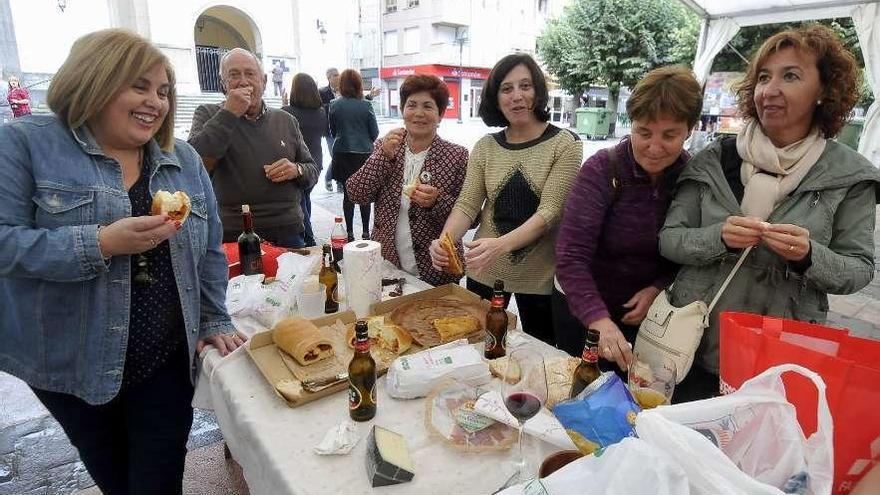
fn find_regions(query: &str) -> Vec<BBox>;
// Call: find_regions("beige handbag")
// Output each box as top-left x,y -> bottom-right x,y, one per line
635,247 -> 751,383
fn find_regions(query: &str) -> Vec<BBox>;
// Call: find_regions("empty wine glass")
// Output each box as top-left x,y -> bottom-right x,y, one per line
501,348 -> 548,483
627,351 -> 676,409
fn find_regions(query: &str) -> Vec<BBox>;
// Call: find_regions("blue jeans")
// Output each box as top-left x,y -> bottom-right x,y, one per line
324,135 -> 335,182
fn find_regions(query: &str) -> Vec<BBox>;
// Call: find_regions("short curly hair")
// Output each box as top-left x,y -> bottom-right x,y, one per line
399,74 -> 450,117
734,24 -> 860,139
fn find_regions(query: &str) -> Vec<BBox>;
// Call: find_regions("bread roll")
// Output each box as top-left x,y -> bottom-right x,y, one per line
272,317 -> 335,366
440,232 -> 464,277
151,190 -> 191,224
488,356 -> 521,384
345,316 -> 413,354
275,378 -> 304,402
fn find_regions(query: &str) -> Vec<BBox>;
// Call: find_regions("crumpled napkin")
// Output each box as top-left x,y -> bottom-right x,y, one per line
314,420 -> 361,455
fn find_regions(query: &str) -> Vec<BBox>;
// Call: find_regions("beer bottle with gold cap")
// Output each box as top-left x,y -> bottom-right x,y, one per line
569,329 -> 602,399
348,320 -> 377,421
319,244 -> 339,314
484,279 -> 508,359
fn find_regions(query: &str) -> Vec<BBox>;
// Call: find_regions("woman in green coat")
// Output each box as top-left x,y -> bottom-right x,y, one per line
660,25 -> 880,402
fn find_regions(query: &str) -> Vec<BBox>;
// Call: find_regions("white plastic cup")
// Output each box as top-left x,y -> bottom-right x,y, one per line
296,283 -> 326,318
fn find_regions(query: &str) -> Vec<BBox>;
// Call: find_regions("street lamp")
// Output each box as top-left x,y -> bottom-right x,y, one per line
454,27 -> 468,124
317,19 -> 327,44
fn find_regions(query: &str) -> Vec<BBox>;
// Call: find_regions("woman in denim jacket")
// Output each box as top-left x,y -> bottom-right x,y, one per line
0,29 -> 243,494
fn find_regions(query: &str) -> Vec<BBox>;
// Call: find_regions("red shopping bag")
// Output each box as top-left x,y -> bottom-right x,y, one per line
222,242 -> 290,278
719,311 -> 880,494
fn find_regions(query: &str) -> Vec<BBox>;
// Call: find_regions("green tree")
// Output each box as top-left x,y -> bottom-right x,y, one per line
711,19 -> 863,72
537,0 -> 699,114
710,18 -> 872,109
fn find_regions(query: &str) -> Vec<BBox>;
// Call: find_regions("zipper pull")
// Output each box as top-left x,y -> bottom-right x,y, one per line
809,192 -> 820,207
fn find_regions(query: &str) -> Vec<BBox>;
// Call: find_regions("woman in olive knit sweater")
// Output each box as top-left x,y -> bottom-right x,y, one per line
429,54 -> 582,344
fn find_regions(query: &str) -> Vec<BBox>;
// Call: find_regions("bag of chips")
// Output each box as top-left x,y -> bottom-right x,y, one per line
552,372 -> 640,455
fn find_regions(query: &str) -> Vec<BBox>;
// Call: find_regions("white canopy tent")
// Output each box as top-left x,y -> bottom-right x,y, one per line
678,0 -> 880,167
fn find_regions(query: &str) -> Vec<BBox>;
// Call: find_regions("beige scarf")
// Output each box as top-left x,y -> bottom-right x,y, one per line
736,120 -> 826,221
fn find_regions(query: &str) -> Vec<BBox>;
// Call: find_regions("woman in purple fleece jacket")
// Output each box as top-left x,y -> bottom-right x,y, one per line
554,66 -> 703,373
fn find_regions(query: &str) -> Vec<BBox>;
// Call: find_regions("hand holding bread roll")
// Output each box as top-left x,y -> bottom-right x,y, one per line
439,232 -> 464,277
151,190 -> 191,224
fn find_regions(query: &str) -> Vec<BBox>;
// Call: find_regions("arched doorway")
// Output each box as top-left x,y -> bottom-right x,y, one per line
194,6 -> 262,93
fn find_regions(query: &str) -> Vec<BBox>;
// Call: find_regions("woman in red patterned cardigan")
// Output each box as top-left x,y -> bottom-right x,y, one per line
347,75 -> 468,286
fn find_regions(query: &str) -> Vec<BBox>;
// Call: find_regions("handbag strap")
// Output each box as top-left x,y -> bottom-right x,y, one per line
706,246 -> 752,314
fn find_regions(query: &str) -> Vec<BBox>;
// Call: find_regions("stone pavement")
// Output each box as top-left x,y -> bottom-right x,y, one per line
0,118 -> 876,495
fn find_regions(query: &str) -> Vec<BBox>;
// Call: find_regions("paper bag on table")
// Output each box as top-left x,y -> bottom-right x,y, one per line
385,339 -> 490,399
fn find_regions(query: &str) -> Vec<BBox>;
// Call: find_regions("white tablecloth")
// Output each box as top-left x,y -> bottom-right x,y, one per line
193,266 -> 566,495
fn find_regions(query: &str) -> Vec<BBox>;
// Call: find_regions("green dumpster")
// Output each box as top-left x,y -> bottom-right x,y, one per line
575,107 -> 615,139
837,117 -> 864,151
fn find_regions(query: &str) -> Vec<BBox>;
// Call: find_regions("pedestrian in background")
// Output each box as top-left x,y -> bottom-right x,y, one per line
348,74 -> 469,286
430,53 -> 582,344
283,72 -> 327,247
7,75 -> 31,117
554,66 -> 702,374
328,68 -> 379,241
0,28 -> 243,494
319,67 -> 340,191
271,61 -> 284,97
661,25 -> 880,402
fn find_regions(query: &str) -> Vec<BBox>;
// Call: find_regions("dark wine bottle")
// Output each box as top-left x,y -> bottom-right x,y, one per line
238,204 -> 263,276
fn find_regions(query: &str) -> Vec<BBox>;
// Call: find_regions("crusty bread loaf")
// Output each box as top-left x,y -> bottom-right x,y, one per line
345,316 -> 413,354
545,356 -> 582,407
488,356 -> 521,384
440,232 -> 464,277
151,190 -> 191,223
272,317 -> 334,366
275,378 -> 304,402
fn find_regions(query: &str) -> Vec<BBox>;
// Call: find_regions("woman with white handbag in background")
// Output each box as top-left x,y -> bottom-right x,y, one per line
554,66 -> 703,375
659,25 -> 880,403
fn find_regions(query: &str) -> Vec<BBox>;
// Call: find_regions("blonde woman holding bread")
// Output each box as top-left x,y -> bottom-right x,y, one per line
0,29 -> 243,494
347,74 -> 469,286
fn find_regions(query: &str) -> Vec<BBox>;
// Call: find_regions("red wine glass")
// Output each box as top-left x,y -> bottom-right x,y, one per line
501,348 -> 548,483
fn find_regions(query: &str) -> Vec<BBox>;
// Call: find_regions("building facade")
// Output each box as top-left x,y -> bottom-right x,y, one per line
1,0 -> 569,121
1,0 -> 355,104
349,0 -> 569,119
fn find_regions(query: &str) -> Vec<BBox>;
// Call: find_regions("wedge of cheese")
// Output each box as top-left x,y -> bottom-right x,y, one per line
366,425 -> 415,487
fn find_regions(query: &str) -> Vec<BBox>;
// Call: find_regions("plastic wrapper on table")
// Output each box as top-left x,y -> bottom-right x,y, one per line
424,380 -> 517,452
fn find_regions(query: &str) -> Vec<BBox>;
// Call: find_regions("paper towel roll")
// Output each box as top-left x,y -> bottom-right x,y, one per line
342,240 -> 383,318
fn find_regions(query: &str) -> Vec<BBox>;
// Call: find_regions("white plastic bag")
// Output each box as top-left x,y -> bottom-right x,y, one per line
225,252 -> 321,328
498,437 -> 690,495
636,364 -> 833,495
